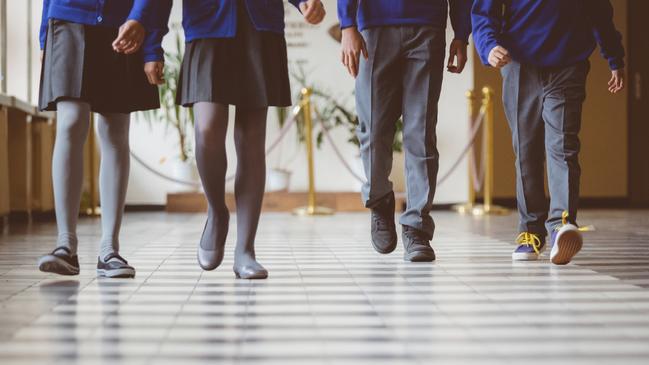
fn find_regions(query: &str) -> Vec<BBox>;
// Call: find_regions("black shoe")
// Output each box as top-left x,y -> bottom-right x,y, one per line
97,253 -> 135,278
402,225 -> 436,262
370,192 -> 398,254
38,247 -> 80,276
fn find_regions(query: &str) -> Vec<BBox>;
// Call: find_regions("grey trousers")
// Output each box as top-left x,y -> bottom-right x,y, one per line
501,60 -> 590,236
356,26 -> 446,238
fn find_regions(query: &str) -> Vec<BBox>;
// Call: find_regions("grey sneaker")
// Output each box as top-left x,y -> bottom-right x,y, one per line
370,192 -> 397,254
402,225 -> 436,262
97,253 -> 135,278
38,247 -> 80,276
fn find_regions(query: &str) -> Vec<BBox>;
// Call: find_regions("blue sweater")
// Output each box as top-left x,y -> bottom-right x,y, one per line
39,0 -> 163,62
337,0 -> 473,43
472,0 -> 625,70
147,0 -> 307,63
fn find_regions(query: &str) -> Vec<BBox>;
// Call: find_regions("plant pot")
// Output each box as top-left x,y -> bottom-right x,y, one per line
170,159 -> 200,192
266,168 -> 291,192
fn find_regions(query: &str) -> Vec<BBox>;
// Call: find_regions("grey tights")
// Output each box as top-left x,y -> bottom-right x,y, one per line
193,102 -> 267,272
53,100 -> 130,260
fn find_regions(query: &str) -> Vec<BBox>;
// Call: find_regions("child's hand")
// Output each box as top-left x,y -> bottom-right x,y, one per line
144,61 -> 165,85
341,27 -> 368,78
447,39 -> 468,74
113,20 -> 145,54
299,0 -> 326,25
608,69 -> 624,94
488,45 -> 511,68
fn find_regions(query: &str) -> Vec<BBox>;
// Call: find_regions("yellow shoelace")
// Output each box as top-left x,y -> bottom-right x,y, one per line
559,211 -> 595,232
516,232 -> 543,254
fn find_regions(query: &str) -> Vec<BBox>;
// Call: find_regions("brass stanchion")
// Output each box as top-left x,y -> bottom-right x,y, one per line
293,88 -> 333,216
453,90 -> 477,214
472,87 -> 508,216
85,113 -> 100,216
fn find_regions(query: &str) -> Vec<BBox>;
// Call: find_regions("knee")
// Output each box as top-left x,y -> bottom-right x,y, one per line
56,104 -> 90,141
546,133 -> 580,162
97,115 -> 130,148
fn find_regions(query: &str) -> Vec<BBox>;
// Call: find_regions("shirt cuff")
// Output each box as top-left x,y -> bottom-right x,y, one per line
609,58 -> 625,71
339,18 -> 357,29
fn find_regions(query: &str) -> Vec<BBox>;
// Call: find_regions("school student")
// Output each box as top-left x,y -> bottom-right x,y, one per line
149,0 -> 326,279
337,0 -> 472,261
37,0 -> 163,278
472,0 -> 625,264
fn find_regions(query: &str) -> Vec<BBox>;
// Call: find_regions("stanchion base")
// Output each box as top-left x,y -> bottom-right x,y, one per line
471,204 -> 510,216
293,206 -> 335,216
452,203 -> 476,215
84,207 -> 101,217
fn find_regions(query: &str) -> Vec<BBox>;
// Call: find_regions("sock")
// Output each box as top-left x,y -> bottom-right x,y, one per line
193,102 -> 231,251
96,113 -> 130,261
52,100 -> 91,255
232,106 -> 268,271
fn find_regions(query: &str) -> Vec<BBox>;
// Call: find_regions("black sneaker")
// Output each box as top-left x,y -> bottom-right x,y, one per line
402,225 -> 436,262
97,253 -> 135,278
38,247 -> 80,275
370,192 -> 398,254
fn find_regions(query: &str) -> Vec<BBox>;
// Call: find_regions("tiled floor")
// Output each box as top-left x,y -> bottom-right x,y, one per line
1,210 -> 649,364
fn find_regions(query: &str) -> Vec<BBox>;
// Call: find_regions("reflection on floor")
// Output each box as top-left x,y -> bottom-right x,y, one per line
1,210 -> 649,364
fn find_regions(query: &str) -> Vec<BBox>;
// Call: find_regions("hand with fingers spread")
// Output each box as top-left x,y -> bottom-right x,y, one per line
447,39 -> 468,74
144,61 -> 165,85
299,0 -> 326,25
112,19 -> 145,54
608,68 -> 624,94
488,45 -> 511,68
341,27 -> 368,78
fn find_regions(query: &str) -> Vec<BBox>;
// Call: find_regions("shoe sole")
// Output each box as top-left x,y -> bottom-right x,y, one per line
404,251 -> 436,262
38,256 -> 79,276
234,271 -> 269,280
512,252 -> 540,261
96,268 -> 135,278
551,226 -> 583,265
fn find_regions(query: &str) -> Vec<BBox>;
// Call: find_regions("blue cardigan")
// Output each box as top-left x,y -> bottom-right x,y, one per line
472,0 -> 625,70
39,0 -> 163,62
337,0 -> 473,43
147,0 -> 307,63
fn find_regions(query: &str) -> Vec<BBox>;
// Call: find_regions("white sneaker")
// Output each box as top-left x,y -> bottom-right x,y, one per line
550,224 -> 583,265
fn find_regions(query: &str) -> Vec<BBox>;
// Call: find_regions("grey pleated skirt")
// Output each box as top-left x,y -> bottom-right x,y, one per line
39,19 -> 159,113
176,4 -> 292,108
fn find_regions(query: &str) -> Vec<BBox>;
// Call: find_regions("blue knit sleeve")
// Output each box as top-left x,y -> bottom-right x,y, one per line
39,0 -> 51,50
337,0 -> 358,29
471,0 -> 504,66
589,0 -> 625,70
449,0 -> 472,43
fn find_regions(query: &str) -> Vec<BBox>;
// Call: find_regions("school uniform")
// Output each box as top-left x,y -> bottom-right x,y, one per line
39,0 -> 161,113
152,0 -> 305,108
472,0 -> 625,235
337,0 -> 472,239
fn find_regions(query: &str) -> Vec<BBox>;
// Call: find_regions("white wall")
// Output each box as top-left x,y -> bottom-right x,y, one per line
4,0 -> 471,205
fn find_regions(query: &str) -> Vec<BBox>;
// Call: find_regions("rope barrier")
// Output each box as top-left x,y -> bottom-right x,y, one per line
130,108 -> 300,186
315,110 -> 487,188
130,97 -> 489,193
437,111 -> 486,186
